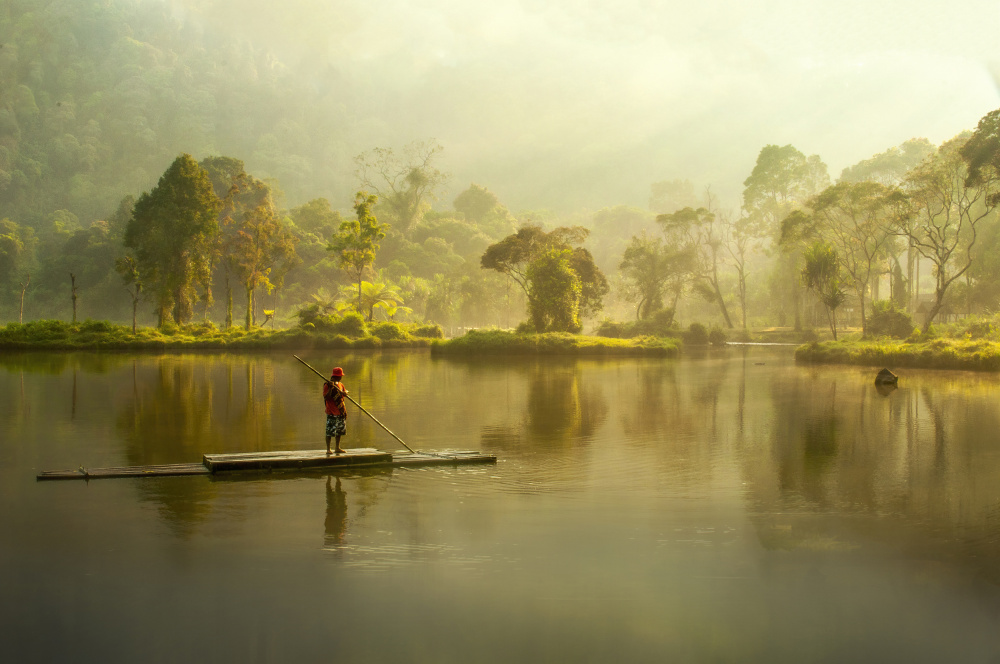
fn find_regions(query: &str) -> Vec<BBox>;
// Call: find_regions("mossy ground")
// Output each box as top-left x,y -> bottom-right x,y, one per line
431,329 -> 679,357
0,319 -> 439,350
795,338 -> 1000,371
794,314 -> 1000,371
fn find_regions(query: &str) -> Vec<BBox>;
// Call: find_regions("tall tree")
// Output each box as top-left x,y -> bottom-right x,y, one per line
329,192 -> 386,315
618,233 -> 690,320
526,248 -> 582,333
840,138 -> 935,186
840,138 -> 936,309
743,144 -> 829,329
453,184 -> 516,239
226,178 -> 300,329
124,154 -> 221,325
355,141 -> 448,233
801,241 -> 846,340
114,255 -> 143,333
901,131 -> 1000,332
725,214 -> 754,330
657,203 -> 734,328
482,225 -> 606,328
801,181 -> 905,334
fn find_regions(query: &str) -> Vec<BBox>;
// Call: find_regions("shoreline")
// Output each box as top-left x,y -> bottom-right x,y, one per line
795,339 -> 1000,372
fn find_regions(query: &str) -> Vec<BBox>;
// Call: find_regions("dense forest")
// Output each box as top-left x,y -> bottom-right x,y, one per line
3,0 -> 1000,339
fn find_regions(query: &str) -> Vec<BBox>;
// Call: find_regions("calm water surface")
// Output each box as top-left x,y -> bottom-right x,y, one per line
2,348 -> 1000,663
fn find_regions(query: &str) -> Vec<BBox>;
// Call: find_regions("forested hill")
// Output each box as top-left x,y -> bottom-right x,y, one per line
0,0 -> 359,228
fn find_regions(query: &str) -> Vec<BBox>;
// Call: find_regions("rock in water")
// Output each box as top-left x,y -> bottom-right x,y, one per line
874,368 -> 898,385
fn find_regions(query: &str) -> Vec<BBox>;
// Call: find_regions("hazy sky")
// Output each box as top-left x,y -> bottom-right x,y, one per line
177,0 -> 1000,211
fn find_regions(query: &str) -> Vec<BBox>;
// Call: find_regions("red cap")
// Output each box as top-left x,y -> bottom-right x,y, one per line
331,367 -> 344,377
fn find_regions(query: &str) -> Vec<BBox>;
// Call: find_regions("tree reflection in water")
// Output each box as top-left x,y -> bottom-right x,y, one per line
743,365 -> 1000,582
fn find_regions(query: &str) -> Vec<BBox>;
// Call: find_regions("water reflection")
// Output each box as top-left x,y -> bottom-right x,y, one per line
742,366 -> 1000,583
7,351 -> 1000,660
525,362 -> 607,445
325,475 -> 348,549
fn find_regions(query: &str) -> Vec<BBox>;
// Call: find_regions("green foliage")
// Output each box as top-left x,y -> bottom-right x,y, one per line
526,248 -> 582,333
355,141 -> 447,232
330,311 -> 367,337
840,138 -> 935,185
743,145 -> 830,234
795,338 -> 1000,372
708,328 -> 727,346
124,154 -> 221,325
482,225 -> 605,330
594,309 -> 677,338
369,321 -> 409,341
619,233 -> 689,320
683,322 -> 709,346
453,184 -> 517,239
410,323 -> 444,339
801,241 -> 846,340
431,328 -> 678,357
328,192 -> 385,313
0,318 -> 435,350
867,300 -> 915,338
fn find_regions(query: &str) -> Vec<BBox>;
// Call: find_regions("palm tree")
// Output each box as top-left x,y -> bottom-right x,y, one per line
337,280 -> 404,321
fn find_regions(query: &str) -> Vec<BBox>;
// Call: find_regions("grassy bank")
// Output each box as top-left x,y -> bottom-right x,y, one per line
0,319 -> 439,351
431,329 -> 680,357
795,338 -> 1000,371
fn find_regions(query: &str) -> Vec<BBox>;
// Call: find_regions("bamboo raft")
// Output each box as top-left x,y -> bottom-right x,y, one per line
37,448 -> 497,481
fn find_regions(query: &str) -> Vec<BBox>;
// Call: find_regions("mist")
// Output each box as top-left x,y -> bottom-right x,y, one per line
173,0 -> 1000,211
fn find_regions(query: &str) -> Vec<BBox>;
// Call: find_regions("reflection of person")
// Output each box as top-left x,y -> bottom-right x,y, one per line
325,476 -> 348,548
323,367 -> 348,455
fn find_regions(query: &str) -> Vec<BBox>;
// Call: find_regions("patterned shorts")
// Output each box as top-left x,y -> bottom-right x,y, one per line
326,414 -> 347,438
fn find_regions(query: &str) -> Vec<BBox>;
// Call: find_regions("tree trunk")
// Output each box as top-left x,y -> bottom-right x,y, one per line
792,285 -> 801,331
70,273 -> 77,324
827,306 -> 838,341
858,289 -> 867,337
739,271 -> 748,330
245,284 -> 253,330
19,274 -> 29,323
922,286 -> 947,334
131,294 -> 138,334
711,275 -> 733,328
225,277 -> 233,329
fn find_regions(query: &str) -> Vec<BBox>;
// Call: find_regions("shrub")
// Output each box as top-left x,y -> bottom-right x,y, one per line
410,323 -> 444,338
330,311 -> 366,337
683,322 -> 709,345
708,327 -> 727,346
296,303 -> 324,327
515,320 -> 536,334
797,328 -> 819,343
79,319 -> 115,334
594,320 -> 629,338
868,300 -> 915,339
185,320 -> 218,336
370,321 -> 408,340
594,309 -> 678,339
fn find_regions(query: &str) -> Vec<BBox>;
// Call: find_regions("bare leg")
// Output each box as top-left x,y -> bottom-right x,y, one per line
325,435 -> 332,455
335,434 -> 344,454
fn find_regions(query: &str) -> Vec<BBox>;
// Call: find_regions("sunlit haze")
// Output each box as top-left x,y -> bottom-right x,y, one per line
174,0 -> 1000,210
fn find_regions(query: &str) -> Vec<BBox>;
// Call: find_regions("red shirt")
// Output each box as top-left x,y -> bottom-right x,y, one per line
323,381 -> 347,416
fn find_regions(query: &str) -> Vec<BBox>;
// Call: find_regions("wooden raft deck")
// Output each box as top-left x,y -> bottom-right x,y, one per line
37,448 -> 496,481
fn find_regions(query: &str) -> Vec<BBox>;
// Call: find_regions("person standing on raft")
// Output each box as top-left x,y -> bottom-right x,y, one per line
323,367 -> 348,455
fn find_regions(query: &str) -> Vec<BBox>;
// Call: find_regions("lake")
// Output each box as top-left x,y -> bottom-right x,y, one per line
2,348 -> 1000,663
